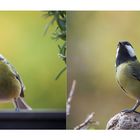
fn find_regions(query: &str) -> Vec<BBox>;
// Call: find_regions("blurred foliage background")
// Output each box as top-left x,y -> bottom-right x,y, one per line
0,11 -> 66,110
67,11 -> 140,129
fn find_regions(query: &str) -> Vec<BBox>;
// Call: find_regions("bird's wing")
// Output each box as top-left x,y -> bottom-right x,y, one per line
0,55 -> 25,97
9,63 -> 25,97
128,61 -> 140,81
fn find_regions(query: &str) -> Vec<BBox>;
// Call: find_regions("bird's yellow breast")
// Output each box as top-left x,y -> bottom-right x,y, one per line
0,62 -> 21,102
116,62 -> 140,100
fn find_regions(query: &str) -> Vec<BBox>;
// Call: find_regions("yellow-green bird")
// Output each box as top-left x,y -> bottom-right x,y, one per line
0,54 -> 31,111
116,41 -> 140,113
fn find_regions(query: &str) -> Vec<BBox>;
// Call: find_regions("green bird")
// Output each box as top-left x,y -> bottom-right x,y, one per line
0,54 -> 31,111
116,41 -> 140,113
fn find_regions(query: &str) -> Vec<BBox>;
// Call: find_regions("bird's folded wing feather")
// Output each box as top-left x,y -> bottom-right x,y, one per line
2,58 -> 25,97
128,62 -> 140,81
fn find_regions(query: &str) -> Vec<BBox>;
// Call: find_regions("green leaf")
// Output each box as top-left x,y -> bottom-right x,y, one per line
55,67 -> 66,80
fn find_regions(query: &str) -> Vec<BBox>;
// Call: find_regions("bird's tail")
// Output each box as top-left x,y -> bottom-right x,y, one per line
13,97 -> 32,111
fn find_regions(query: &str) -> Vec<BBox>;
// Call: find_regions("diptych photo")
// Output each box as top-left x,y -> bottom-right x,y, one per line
0,11 -> 140,130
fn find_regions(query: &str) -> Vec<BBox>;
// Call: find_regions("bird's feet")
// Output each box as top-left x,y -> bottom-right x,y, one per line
121,100 -> 140,113
15,108 -> 20,112
121,109 -> 139,113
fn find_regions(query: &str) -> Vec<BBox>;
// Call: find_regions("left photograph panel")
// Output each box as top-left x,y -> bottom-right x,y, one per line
0,11 -> 66,129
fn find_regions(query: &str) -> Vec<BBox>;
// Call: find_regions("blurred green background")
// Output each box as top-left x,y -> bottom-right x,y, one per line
67,11 -> 140,129
0,11 -> 66,110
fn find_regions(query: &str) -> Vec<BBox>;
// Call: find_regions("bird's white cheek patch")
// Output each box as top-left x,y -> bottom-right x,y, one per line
0,54 -> 4,60
116,47 -> 119,58
125,45 -> 136,57
0,54 -> 4,59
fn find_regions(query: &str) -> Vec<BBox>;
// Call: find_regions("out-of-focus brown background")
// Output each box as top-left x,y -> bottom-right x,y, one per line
67,11 -> 140,129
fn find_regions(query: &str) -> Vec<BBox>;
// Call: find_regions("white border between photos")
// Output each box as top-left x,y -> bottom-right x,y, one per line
1,130 -> 139,140
0,0 -> 140,10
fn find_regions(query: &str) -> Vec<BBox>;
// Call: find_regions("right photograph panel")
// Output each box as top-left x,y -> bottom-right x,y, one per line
67,11 -> 140,129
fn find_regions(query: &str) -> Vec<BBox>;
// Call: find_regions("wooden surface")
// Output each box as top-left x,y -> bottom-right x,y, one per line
0,111 -> 66,129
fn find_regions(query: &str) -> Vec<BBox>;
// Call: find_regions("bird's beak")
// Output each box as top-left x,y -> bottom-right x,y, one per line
118,42 -> 122,46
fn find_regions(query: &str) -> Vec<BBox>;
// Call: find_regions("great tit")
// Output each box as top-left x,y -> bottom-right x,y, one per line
116,41 -> 140,113
0,54 -> 31,111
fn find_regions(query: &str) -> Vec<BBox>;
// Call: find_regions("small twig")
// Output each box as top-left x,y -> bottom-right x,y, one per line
74,112 -> 98,130
66,80 -> 76,116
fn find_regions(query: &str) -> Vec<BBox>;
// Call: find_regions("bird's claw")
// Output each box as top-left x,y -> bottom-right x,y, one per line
15,108 -> 20,112
121,109 -> 135,113
121,109 -> 139,113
